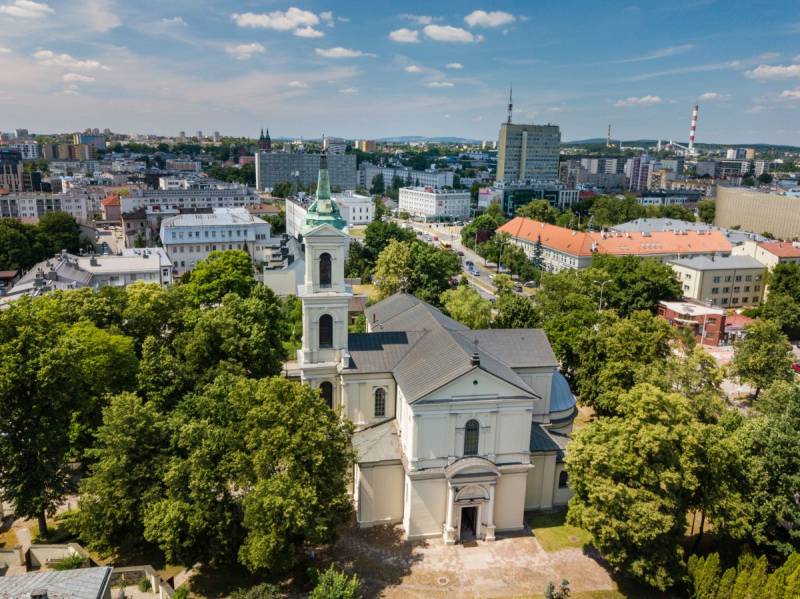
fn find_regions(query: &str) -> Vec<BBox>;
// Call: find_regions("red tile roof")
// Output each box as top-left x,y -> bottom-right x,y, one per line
101,194 -> 120,207
498,216 -> 733,258
725,313 -> 754,330
758,241 -> 800,258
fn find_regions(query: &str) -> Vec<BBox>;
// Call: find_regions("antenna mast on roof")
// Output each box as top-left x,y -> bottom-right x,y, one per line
507,84 -> 513,125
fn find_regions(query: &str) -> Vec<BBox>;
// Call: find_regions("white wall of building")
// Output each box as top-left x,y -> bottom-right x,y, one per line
399,187 -> 470,220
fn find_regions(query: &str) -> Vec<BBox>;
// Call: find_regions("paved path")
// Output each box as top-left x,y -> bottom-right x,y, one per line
333,526 -> 616,598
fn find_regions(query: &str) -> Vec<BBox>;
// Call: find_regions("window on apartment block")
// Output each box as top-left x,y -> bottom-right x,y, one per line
732,298 -> 739,304
711,287 -> 719,294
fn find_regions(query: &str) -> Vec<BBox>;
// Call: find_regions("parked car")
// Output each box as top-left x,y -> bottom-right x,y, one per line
465,260 -> 474,267
792,363 -> 800,374
513,284 -> 523,292
523,280 -> 538,288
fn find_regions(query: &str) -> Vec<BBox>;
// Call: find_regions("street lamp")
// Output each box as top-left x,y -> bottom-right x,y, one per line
595,279 -> 612,311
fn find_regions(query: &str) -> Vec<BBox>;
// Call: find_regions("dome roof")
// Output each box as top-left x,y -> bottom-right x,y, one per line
550,371 -> 577,413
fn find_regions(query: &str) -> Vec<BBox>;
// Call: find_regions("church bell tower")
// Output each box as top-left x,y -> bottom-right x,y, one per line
297,155 -> 351,407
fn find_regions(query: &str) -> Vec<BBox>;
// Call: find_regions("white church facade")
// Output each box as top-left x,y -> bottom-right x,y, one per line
292,159 -> 576,544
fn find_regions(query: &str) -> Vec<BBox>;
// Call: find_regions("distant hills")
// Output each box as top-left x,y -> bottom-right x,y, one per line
375,135 -> 483,144
564,138 -> 800,152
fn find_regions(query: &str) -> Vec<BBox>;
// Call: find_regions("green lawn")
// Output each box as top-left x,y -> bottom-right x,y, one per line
527,510 -> 592,552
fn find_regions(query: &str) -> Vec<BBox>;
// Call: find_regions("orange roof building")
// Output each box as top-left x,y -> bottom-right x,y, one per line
498,216 -> 733,272
732,239 -> 800,269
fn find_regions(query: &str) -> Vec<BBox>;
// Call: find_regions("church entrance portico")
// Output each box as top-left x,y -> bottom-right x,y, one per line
442,457 -> 500,544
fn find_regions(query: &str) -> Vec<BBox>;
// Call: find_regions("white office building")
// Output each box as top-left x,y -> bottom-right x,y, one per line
159,207 -> 277,275
0,192 -> 89,223
399,187 -> 471,221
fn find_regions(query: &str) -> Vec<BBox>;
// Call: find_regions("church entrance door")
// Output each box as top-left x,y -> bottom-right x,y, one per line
460,506 -> 478,542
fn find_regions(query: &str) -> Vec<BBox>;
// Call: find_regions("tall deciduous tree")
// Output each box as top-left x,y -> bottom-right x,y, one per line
697,200 -> 716,224
441,285 -> 492,329
77,393 -> 168,553
0,329 -> 82,536
36,211 -> 82,257
406,241 -> 461,305
516,200 -> 560,224
730,319 -> 794,398
566,383 -> 702,590
576,311 -> 674,415
184,250 -> 255,306
373,239 -> 411,298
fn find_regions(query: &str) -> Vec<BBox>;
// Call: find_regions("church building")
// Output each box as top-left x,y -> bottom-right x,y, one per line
291,160 -> 576,544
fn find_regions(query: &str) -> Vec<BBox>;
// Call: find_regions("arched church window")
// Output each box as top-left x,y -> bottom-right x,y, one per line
464,419 -> 479,456
319,314 -> 333,348
319,252 -> 332,287
558,470 -> 569,489
320,381 -> 333,409
374,388 -> 386,417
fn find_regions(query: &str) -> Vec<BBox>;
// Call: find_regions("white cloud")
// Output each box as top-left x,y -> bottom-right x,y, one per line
745,63 -> 800,79
698,92 -> 729,101
0,0 -> 52,19
156,16 -> 186,28
225,43 -> 265,60
611,44 -> 694,64
613,95 -> 662,107
404,65 -> 422,73
746,104 -> 766,113
423,24 -> 481,43
62,72 -> 95,82
232,7 -> 318,31
287,80 -> 308,88
339,87 -> 358,94
389,28 -> 419,43
314,47 -> 374,58
464,10 -> 515,28
795,55 -> 800,62
0,47 -> 10,53
320,11 -> 334,27
294,26 -> 324,38
33,50 -> 107,70
426,81 -> 454,88
759,52 -> 780,60
780,89 -> 800,100
337,16 -> 350,23
401,14 -> 434,25
445,62 -> 463,69
80,0 -> 119,32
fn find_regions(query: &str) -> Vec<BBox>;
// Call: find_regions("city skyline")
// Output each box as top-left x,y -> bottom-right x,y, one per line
0,0 -> 799,144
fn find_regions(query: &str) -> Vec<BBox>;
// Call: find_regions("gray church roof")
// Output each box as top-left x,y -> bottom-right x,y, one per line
0,566 -> 112,599
353,292 -> 557,403
550,371 -> 577,412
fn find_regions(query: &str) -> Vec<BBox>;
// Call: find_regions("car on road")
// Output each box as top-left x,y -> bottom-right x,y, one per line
465,260 -> 474,267
457,250 -> 465,256
793,363 -> 800,374
523,280 -> 538,288
513,284 -> 523,292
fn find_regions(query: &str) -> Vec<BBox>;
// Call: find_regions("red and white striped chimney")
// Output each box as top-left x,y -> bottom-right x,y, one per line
688,104 -> 699,154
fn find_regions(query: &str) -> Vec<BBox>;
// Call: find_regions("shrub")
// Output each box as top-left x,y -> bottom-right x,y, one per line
231,583 -> 280,599
309,566 -> 362,599
138,578 -> 152,592
52,554 -> 86,570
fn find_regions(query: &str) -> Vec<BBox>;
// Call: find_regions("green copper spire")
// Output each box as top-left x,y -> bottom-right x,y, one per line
302,154 -> 347,233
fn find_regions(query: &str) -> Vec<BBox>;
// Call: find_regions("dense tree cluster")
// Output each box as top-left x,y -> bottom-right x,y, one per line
688,551 -> 800,598
0,251 -> 352,575
0,212 -> 84,271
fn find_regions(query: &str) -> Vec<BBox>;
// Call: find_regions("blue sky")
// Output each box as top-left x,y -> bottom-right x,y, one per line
1,0 -> 799,144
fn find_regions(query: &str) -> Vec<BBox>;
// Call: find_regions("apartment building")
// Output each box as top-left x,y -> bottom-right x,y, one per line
0,192 -> 89,223
732,239 -> 800,268
159,207 -> 276,275
668,255 -> 766,308
0,148 -> 23,192
120,183 -> 259,213
399,187 -> 471,221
